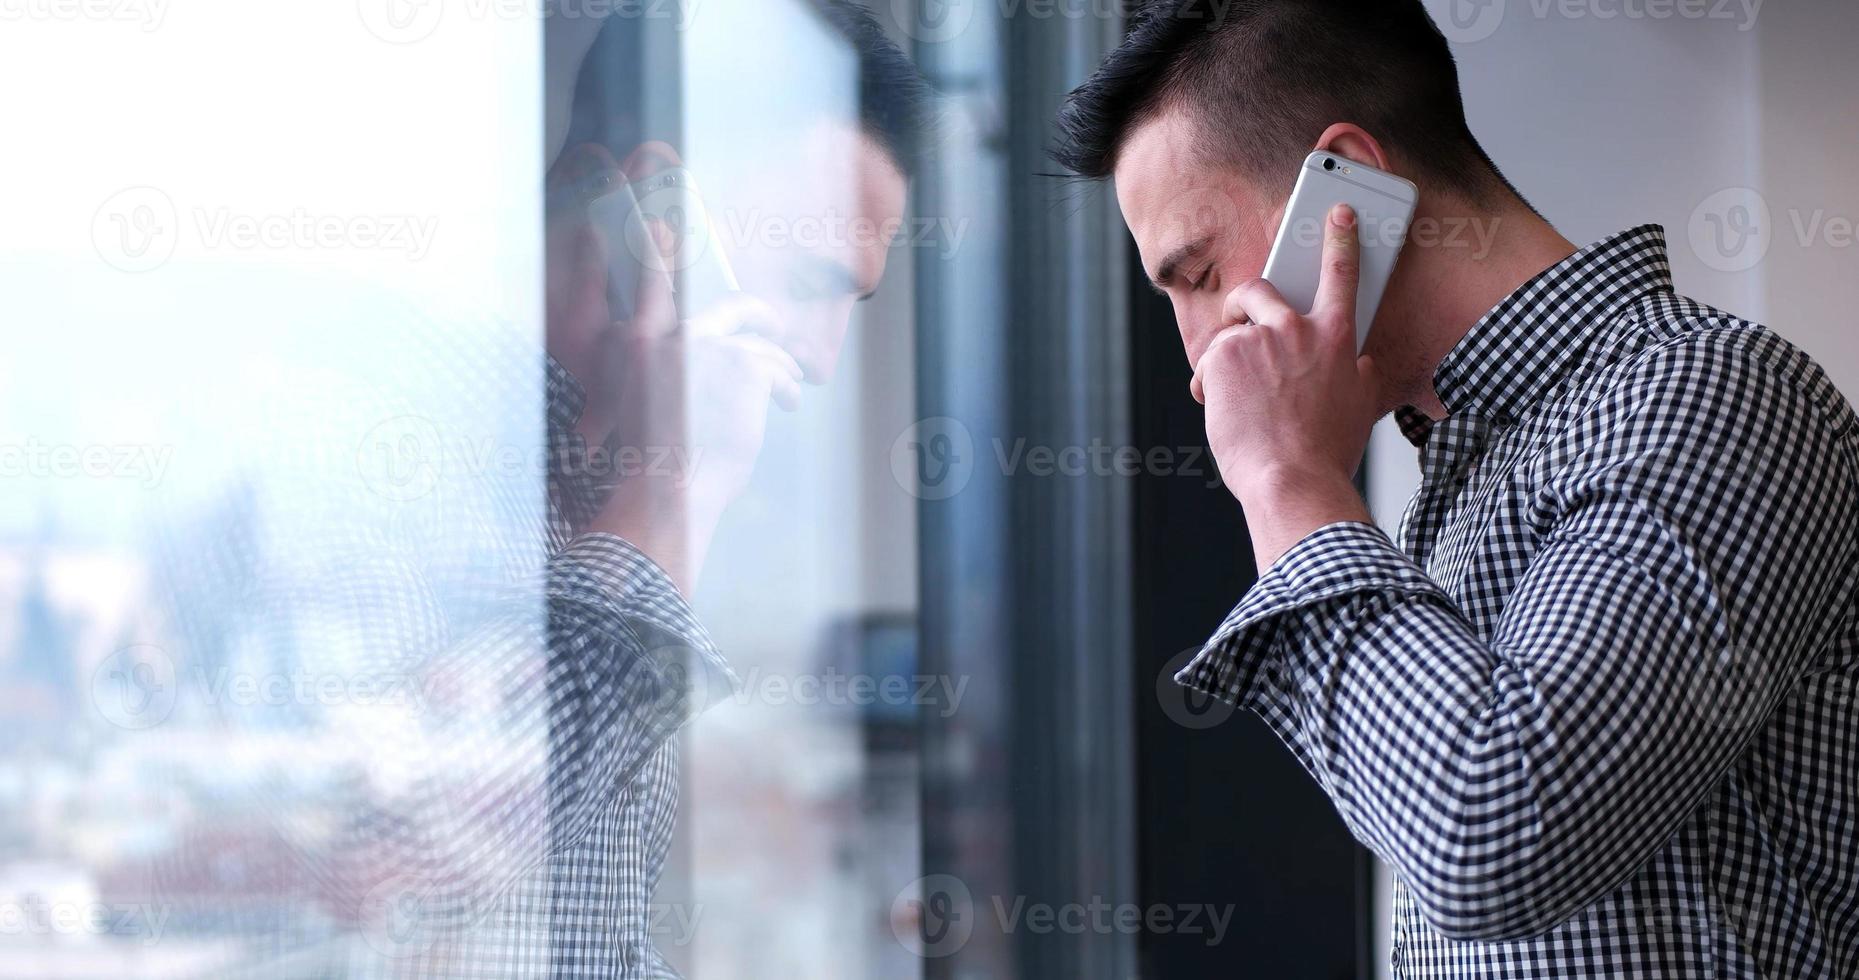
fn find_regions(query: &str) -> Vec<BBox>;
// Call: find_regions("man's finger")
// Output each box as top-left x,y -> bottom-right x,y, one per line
1311,203 -> 1359,331
685,293 -> 783,342
1188,323 -> 1247,405
625,217 -> 679,340
719,333 -> 805,411
1222,277 -> 1296,327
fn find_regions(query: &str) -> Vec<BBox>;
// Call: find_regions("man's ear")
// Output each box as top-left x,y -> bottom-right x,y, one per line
1312,123 -> 1393,172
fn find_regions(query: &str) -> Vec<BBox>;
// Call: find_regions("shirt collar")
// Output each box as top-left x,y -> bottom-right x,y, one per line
1394,224 -> 1674,446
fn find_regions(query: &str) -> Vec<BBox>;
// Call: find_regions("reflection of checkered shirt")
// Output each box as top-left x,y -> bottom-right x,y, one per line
159,324 -> 733,979
529,358 -> 739,980
1178,227 -> 1859,978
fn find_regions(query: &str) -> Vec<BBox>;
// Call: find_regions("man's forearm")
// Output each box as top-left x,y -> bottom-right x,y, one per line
1233,465 -> 1373,573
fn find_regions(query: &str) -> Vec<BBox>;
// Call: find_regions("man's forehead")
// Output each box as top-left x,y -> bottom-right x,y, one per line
1114,112 -> 1209,256
714,120 -> 903,298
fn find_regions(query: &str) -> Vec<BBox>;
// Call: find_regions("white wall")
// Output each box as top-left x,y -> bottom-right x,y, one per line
1370,4 -> 1858,975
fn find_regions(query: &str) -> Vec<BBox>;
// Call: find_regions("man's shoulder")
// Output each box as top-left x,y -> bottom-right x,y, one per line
1570,293 -> 1857,449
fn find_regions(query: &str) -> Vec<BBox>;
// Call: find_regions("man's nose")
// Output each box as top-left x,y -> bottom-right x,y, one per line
782,302 -> 857,386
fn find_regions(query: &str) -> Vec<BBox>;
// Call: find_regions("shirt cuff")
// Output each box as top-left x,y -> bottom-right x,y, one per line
548,532 -> 741,722
1174,521 -> 1445,707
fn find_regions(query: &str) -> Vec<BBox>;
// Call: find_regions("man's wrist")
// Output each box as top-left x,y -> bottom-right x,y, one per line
587,479 -> 725,596
1231,465 -> 1371,572
1232,462 -> 1342,502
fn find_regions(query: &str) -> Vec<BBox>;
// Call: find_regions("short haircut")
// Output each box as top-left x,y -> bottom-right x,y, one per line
564,0 -> 935,177
812,0 -> 937,175
1050,0 -> 1521,205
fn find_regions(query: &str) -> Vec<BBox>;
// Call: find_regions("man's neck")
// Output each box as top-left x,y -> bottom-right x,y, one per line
1383,199 -> 1577,420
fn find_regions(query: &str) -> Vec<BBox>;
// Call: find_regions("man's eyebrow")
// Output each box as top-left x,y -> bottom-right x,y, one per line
1150,235 -> 1214,294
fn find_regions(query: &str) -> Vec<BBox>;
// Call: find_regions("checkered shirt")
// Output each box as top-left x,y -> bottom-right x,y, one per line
1177,226 -> 1859,978
154,314 -> 733,979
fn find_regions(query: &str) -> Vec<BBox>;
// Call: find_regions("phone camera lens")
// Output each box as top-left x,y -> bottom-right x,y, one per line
1323,158 -> 1335,171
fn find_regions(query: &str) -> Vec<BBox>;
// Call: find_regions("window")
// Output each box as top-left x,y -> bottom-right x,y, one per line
0,3 -> 1370,977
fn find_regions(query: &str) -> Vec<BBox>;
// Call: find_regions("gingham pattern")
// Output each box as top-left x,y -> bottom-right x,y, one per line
156,308 -> 733,979
1177,226 -> 1859,978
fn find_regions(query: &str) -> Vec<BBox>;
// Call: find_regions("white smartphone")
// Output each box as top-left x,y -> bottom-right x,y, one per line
587,166 -> 740,319
1261,151 -> 1417,352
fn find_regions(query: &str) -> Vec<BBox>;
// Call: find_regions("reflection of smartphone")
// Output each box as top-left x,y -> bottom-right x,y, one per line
590,166 -> 740,318
1261,151 -> 1417,352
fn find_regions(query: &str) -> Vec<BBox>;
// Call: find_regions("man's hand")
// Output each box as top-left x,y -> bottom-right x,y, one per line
589,239 -> 801,595
545,143 -> 801,595
1190,203 -> 1380,570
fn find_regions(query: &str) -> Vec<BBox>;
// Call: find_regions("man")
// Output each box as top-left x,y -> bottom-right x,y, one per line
1053,1 -> 1857,977
155,3 -> 929,977
508,5 -> 928,975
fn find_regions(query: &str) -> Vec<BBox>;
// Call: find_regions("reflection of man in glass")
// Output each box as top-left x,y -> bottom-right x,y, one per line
523,3 -> 928,977
150,3 -> 929,978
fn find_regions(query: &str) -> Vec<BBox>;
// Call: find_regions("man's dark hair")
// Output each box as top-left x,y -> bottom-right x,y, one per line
1051,0 -> 1521,205
812,0 -> 937,175
565,0 -> 934,176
